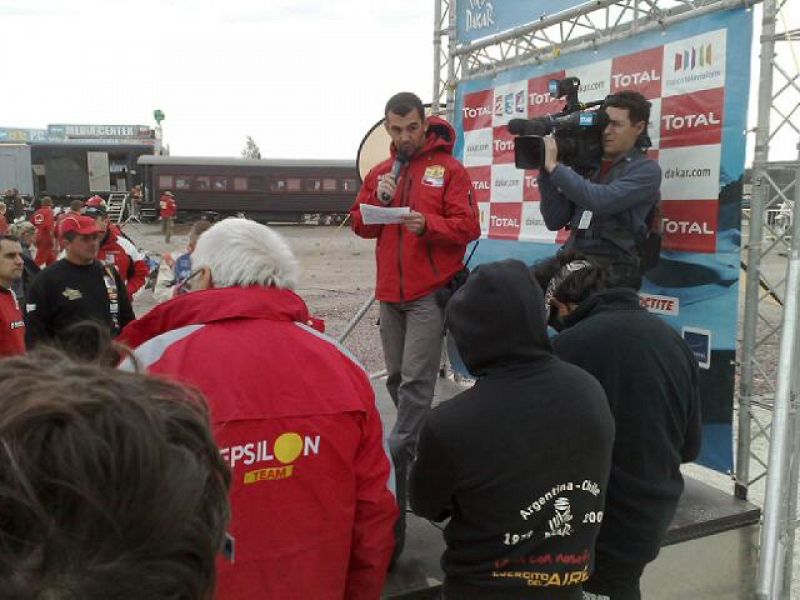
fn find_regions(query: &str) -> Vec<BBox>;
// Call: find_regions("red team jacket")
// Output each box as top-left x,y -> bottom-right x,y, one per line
119,286 -> 397,599
350,116 -> 480,303
98,225 -> 149,298
31,206 -> 56,267
159,194 -> 177,219
0,286 -> 25,357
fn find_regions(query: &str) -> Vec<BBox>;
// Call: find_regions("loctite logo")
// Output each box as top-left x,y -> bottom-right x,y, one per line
611,70 -> 660,88
466,141 -> 491,153
674,44 -> 713,71
662,112 -> 721,131
494,178 -> 520,188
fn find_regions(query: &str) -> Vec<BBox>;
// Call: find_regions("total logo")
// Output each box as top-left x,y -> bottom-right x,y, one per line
611,70 -> 660,88
463,105 -> 492,120
662,112 -> 721,131
661,217 -> 715,235
220,432 -> 321,484
490,215 -> 520,227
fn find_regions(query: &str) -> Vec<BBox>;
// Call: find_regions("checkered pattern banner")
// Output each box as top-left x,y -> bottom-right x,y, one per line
459,28 -> 727,254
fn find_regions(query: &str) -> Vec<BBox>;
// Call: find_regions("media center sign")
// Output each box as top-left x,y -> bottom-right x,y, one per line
456,0 -> 593,45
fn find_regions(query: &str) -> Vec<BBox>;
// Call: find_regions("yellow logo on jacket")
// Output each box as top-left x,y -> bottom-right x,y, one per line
422,165 -> 446,187
62,288 -> 83,301
219,432 -> 321,485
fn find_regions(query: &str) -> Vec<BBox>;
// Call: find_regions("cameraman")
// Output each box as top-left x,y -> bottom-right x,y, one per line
538,91 -> 660,288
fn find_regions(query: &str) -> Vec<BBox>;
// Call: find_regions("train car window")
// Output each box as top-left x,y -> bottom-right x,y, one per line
306,179 -> 322,191
196,176 -> 211,191
342,179 -> 358,192
233,177 -> 248,191
158,175 -> 174,189
287,178 -> 301,191
248,176 -> 265,191
323,178 -> 338,191
271,179 -> 287,191
212,177 -> 229,191
175,176 -> 192,190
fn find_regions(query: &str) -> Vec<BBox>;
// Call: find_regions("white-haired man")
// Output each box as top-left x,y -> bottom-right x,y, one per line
119,218 -> 397,600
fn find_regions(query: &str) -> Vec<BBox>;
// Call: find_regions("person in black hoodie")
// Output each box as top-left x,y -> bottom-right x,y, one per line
534,254 -> 701,600
409,259 -> 615,599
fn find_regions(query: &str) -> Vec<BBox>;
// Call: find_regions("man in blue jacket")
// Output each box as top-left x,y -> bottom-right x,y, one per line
538,91 -> 661,288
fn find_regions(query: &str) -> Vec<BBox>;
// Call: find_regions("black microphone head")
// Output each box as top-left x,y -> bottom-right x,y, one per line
395,151 -> 409,165
507,119 -> 531,135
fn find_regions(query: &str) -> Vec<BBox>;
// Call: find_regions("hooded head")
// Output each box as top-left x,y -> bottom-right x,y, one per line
445,259 -> 552,376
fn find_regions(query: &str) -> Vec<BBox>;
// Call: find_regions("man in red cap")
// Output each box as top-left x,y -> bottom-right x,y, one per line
0,234 -> 26,356
159,191 -> 177,243
25,214 -> 134,351
31,196 -> 57,268
84,199 -> 148,299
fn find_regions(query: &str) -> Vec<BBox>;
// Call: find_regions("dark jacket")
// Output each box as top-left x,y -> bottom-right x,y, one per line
410,259 -> 615,599
350,116 -> 480,303
552,288 -> 701,575
538,148 -> 661,261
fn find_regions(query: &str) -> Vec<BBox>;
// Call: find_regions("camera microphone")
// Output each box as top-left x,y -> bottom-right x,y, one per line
380,152 -> 408,203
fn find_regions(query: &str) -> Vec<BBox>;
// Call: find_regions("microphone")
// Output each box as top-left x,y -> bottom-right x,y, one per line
379,152 -> 409,204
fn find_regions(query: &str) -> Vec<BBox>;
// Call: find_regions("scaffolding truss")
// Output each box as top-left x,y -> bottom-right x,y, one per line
433,0 -> 800,596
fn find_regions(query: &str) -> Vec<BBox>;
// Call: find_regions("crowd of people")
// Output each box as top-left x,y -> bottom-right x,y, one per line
0,90 -> 702,600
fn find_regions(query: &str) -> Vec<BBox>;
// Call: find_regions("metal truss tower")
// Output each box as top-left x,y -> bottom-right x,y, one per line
433,0 -> 800,596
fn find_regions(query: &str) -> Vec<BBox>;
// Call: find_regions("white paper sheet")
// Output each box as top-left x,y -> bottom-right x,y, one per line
359,204 -> 410,225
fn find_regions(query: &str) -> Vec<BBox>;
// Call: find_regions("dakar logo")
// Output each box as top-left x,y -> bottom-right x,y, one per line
465,0 -> 495,33
220,432 -> 321,485
545,497 -> 574,539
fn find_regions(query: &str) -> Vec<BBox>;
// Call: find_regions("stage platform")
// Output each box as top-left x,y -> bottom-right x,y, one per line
376,376 -> 761,599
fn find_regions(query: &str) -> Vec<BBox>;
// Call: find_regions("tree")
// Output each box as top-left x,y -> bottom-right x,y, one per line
241,136 -> 262,159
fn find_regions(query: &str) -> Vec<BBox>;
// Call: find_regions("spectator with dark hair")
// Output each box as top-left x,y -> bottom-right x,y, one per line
533,253 -> 701,600
25,215 -> 134,351
410,259 -> 614,599
538,90 -> 661,289
31,196 -> 57,267
0,234 -> 26,356
6,221 -> 39,312
83,199 -> 149,299
350,91 -> 480,560
0,349 -> 230,599
119,218 -> 397,599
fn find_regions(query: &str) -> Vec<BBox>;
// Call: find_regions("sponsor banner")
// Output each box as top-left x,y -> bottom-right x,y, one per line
660,87 -> 725,149
528,72 -> 567,118
523,169 -> 541,201
489,202 -> 523,239
493,81 -> 528,127
50,124 -> 152,139
467,166 -> 493,202
491,163 -> 524,203
660,144 -> 722,201
662,28 -> 726,97
639,293 -> 680,316
610,46 -> 664,99
660,199 -> 718,253
463,128 -> 494,166
0,127 -> 49,143
456,0 -> 592,45
492,126 -> 517,164
520,201 -> 557,243
454,8 -> 753,473
463,89 -> 495,131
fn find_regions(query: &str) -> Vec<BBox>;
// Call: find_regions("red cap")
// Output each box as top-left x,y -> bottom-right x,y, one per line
85,195 -> 106,208
60,215 -> 101,238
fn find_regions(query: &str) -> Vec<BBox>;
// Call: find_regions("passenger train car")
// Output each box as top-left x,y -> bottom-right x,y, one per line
137,156 -> 360,223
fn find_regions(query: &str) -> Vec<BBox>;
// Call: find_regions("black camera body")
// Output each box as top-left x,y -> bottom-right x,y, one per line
510,77 -> 607,176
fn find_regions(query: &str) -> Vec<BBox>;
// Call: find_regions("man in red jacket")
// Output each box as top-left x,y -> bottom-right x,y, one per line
0,235 -> 26,356
349,92 -> 480,558
84,200 -> 148,299
159,191 -> 177,243
119,218 -> 397,600
31,196 -> 57,267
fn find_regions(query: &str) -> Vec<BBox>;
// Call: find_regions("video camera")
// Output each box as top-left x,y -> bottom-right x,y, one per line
510,77 -> 607,175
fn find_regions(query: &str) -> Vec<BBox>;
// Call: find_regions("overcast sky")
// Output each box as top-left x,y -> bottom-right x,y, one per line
1,1 -> 797,162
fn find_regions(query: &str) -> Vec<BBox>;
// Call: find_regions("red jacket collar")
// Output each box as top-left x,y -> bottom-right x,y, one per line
119,286 -> 318,349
